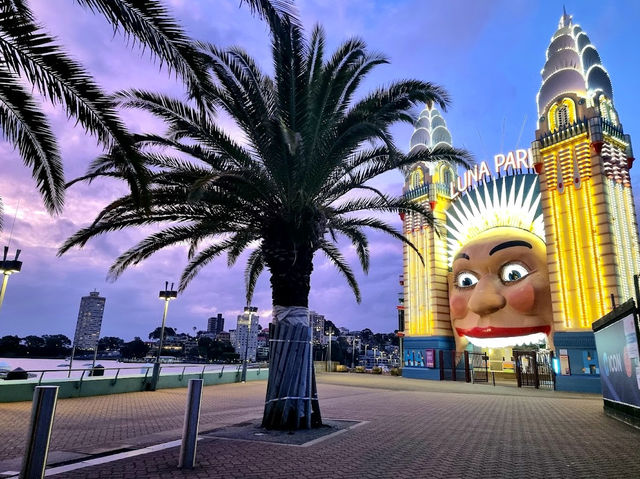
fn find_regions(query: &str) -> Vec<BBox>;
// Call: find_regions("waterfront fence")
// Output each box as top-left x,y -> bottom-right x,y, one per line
0,363 -> 268,402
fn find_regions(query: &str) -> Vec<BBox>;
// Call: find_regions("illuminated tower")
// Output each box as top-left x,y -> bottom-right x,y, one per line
531,11 -> 640,377
402,106 -> 457,374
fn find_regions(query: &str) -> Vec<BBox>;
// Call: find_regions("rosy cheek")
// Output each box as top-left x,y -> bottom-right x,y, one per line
504,282 -> 535,313
450,294 -> 468,319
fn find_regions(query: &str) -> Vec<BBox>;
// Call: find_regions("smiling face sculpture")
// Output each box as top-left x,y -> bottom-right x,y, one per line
445,175 -> 553,352
449,227 -> 553,351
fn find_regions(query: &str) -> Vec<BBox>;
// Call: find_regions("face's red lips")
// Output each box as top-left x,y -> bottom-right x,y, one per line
456,326 -> 551,338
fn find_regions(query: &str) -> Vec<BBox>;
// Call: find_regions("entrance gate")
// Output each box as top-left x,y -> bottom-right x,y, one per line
513,350 -> 555,390
469,352 -> 489,383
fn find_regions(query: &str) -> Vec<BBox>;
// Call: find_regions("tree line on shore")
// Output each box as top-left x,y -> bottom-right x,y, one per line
0,323 -> 398,364
315,324 -> 401,365
0,332 -> 239,362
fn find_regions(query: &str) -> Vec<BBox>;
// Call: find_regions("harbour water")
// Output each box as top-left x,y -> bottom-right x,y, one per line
0,357 -> 233,380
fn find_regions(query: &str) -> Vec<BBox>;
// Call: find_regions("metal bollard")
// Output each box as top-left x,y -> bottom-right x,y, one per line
178,379 -> 203,469
21,386 -> 59,479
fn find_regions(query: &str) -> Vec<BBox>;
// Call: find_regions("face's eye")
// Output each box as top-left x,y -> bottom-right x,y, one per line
500,262 -> 530,283
455,272 -> 479,288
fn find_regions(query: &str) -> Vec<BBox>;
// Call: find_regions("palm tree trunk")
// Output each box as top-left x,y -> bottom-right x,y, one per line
262,305 -> 322,429
262,242 -> 322,429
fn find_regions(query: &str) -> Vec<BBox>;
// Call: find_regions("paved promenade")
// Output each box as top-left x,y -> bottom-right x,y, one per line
1,374 -> 639,478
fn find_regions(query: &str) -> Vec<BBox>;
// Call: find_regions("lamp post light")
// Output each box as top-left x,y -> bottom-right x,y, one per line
241,306 -> 258,383
0,246 -> 22,314
151,281 -> 177,390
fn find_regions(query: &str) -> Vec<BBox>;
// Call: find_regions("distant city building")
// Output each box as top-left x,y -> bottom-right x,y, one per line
257,330 -> 269,348
256,346 -> 269,361
232,307 -> 260,362
216,331 -> 230,343
72,291 -> 106,351
309,311 -> 325,344
207,313 -> 225,335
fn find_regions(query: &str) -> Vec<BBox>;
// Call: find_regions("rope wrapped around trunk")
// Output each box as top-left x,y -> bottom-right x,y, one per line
261,306 -> 322,430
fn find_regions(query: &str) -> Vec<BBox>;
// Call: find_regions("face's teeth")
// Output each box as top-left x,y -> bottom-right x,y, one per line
466,332 -> 547,349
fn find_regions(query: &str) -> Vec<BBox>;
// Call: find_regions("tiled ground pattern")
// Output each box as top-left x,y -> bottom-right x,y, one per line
1,375 -> 639,478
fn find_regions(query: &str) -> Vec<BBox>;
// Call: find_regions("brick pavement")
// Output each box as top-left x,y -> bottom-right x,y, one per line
2,375 -> 639,478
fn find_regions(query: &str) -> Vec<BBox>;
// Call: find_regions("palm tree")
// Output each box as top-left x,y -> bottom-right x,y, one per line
0,0 -> 291,219
60,12 -> 471,429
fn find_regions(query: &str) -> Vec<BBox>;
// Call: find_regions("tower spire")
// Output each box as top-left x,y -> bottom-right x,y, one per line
560,6 -> 572,28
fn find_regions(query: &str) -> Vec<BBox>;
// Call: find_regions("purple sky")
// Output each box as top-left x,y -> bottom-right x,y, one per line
2,1 -> 640,340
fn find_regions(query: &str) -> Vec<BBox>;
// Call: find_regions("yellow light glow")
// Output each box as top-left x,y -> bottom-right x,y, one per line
548,98 -> 576,132
543,136 -> 611,331
410,169 -> 424,189
404,194 -> 452,338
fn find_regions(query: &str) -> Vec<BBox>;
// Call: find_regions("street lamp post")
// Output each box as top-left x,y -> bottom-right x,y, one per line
351,338 -> 358,369
0,246 -> 22,314
151,281 -> 177,390
326,330 -> 333,372
241,306 -> 258,382
364,344 -> 368,368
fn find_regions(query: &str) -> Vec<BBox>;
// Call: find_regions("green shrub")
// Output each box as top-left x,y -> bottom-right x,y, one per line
372,367 -> 382,374
355,366 -> 365,373
336,364 -> 348,372
390,367 -> 402,376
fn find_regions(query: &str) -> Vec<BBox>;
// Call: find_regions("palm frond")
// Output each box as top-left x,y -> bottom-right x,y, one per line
318,239 -> 361,302
407,144 -> 474,170
325,221 -> 369,273
179,238 -> 238,291
107,223 -> 219,280
0,9 -> 147,203
197,43 -> 278,164
0,66 -> 64,213
227,230 -> 257,267
304,24 -> 324,87
0,10 -> 131,148
329,216 -> 424,264
3,0 -> 33,19
75,0 -> 214,104
244,246 -> 266,304
240,0 -> 299,25
332,194 -> 432,218
114,89 -> 254,169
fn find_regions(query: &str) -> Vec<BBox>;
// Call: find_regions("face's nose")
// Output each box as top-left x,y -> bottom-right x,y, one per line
467,277 -> 506,316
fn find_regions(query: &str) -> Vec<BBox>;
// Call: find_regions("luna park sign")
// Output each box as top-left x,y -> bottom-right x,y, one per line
450,148 -> 534,198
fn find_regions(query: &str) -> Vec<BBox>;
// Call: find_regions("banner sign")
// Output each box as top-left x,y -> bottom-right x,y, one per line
425,349 -> 435,368
594,313 -> 640,408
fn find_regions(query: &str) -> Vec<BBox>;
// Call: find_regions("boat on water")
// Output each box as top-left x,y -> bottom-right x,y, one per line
0,361 -> 11,379
0,363 -> 37,380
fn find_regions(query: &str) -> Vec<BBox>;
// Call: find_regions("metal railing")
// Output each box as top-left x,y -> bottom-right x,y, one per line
2,364 -> 239,385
